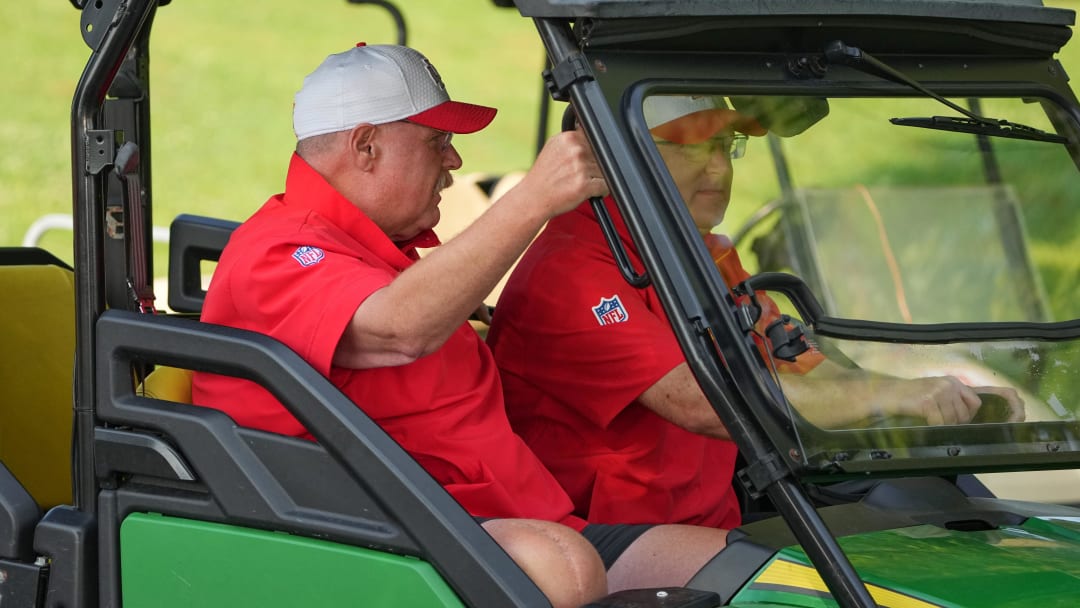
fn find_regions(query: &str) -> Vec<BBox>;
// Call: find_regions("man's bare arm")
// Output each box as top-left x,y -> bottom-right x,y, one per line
637,363 -> 732,439
335,131 -> 608,369
636,357 -> 1023,437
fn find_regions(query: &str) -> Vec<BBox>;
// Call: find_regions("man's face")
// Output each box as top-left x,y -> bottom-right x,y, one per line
373,120 -> 462,241
653,127 -> 743,235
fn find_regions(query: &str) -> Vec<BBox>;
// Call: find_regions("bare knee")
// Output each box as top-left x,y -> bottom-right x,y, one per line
483,518 -> 608,608
607,524 -> 728,593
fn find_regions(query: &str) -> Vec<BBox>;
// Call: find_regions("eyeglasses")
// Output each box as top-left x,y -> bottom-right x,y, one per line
653,133 -> 748,162
435,130 -> 454,152
392,120 -> 454,152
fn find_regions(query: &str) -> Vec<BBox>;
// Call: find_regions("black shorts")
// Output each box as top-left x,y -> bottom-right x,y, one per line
581,523 -> 654,569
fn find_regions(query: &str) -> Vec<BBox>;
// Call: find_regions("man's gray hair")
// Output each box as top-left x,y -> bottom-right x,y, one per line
296,130 -> 347,160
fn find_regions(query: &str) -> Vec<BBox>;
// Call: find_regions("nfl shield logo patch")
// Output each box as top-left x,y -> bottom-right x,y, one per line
592,295 -> 630,326
292,246 -> 325,267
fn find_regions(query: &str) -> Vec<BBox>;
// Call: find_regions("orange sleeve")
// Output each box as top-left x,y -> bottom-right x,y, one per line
705,234 -> 825,375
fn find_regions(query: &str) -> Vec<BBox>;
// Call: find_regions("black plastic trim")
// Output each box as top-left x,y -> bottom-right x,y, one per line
0,247 -> 74,270
814,316 -> 1080,343
167,214 -> 239,314
34,505 -> 97,608
744,271 -> 1080,343
513,0 -> 1074,27
94,428 -> 195,482
0,462 -> 41,561
686,534 -> 775,604
0,559 -> 45,607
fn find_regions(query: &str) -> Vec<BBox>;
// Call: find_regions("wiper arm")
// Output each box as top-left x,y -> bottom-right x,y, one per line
890,115 -> 1067,143
823,40 -> 1067,144
824,40 -> 988,122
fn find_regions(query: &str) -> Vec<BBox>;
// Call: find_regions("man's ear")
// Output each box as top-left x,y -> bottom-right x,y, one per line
348,123 -> 378,169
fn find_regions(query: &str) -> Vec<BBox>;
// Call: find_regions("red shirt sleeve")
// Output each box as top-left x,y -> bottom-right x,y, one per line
193,215 -> 394,437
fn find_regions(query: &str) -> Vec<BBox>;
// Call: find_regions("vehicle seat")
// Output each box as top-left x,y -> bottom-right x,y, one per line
139,366 -> 194,403
139,367 -> 194,403
0,248 -> 75,508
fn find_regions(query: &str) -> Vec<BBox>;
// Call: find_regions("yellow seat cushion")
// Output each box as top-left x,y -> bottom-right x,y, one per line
0,264 -> 75,508
139,366 -> 194,404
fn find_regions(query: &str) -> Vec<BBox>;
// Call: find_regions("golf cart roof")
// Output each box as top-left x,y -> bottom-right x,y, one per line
515,0 -> 1076,57
512,0 -> 1075,25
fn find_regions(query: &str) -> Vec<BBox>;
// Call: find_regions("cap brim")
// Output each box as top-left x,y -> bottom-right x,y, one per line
650,108 -> 767,144
729,96 -> 829,137
408,100 -> 497,134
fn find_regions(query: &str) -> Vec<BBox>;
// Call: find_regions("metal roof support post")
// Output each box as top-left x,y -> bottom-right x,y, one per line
70,0 -> 159,513
762,480 -> 877,607
531,15 -> 876,608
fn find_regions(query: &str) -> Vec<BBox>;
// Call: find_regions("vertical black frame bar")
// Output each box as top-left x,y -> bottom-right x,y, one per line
70,0 -> 158,512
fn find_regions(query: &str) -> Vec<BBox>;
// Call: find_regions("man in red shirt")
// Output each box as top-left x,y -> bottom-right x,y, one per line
487,94 -> 1024,530
192,45 -> 728,608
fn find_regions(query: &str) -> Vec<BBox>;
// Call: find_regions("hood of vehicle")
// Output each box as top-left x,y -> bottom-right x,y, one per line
731,516 -> 1080,607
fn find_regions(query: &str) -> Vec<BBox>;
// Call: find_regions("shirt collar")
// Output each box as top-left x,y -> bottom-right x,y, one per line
281,153 -> 442,267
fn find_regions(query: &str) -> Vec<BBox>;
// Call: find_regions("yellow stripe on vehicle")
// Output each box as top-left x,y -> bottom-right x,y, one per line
752,559 -> 943,608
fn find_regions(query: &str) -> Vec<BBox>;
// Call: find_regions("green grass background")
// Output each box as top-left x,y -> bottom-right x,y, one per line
3,0 -> 1080,291
1,0 -> 552,257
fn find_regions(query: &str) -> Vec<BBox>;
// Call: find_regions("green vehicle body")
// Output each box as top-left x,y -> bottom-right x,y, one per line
730,517 -> 1080,607
2,0 -> 1080,607
120,513 -> 464,607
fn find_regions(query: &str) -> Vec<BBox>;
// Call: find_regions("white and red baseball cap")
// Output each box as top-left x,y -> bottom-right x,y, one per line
644,95 -> 767,144
293,43 -> 497,141
644,94 -> 829,141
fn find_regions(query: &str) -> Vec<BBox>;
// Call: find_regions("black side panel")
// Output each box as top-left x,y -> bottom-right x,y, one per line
34,505 -> 97,608
100,423 -> 413,551
685,533 -> 776,604
94,310 -> 550,608
0,559 -> 46,608
0,462 -> 41,560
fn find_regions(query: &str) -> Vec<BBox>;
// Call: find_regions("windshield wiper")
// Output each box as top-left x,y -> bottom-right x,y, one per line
823,40 -> 1068,144
890,115 -> 1067,143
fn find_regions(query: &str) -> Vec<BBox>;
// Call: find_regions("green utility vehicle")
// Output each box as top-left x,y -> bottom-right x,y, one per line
3,0 -> 1080,606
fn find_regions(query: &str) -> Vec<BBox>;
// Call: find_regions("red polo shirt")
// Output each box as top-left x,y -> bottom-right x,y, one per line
488,197 -> 823,529
191,154 -> 585,530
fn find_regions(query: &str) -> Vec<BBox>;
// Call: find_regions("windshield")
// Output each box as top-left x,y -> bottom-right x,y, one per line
638,91 -> 1080,477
